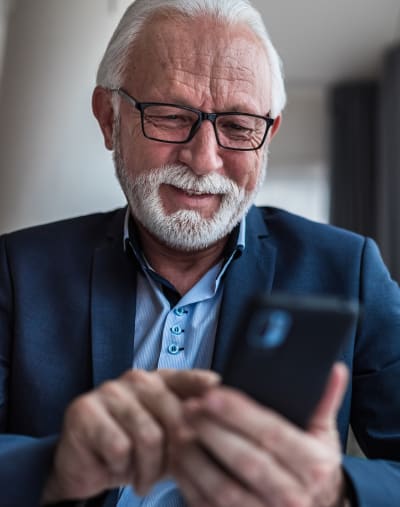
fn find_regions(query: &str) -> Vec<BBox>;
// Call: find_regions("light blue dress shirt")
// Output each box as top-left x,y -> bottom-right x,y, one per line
117,210 -> 245,507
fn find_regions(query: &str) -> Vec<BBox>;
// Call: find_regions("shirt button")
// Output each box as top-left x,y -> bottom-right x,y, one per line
171,325 -> 183,335
168,343 -> 180,355
174,307 -> 186,316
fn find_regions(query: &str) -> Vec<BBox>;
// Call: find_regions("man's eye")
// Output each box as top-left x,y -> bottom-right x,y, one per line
145,114 -> 192,128
161,114 -> 180,121
219,120 -> 254,139
227,122 -> 251,132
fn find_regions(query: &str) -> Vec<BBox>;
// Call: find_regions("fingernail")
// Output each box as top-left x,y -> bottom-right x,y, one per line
205,371 -> 222,384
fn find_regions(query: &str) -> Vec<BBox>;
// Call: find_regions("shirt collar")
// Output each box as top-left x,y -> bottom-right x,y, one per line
123,207 -> 246,285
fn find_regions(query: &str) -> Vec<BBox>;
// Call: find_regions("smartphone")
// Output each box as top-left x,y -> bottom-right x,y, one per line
222,293 -> 359,428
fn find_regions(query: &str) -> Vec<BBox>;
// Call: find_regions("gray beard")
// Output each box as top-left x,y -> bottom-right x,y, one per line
112,118 -> 268,251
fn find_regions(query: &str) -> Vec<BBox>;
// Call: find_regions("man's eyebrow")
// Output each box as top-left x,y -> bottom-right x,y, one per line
224,104 -> 261,114
154,97 -> 266,115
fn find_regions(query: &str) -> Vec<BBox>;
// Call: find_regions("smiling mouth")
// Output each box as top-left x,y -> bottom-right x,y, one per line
184,189 -> 210,196
173,186 -> 225,197
161,183 -> 225,203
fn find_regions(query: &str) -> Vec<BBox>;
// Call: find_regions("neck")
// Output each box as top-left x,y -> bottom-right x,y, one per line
135,222 -> 229,296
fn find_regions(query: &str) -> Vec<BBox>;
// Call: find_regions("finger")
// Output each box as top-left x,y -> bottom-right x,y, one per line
171,442 -> 265,507
56,394 -> 134,498
173,471 -> 208,507
97,380 -> 165,494
101,369 -> 210,491
308,362 -> 349,435
186,388 -> 339,490
124,370 -> 194,440
183,416 -> 305,506
158,368 -> 221,399
106,369 -> 217,493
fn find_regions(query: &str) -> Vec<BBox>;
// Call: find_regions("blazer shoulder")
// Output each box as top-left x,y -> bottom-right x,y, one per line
257,206 -> 367,250
1,207 -> 126,255
250,206 -> 375,279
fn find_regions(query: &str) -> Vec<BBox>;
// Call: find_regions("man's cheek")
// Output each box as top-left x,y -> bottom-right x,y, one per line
231,154 -> 262,191
239,168 -> 261,193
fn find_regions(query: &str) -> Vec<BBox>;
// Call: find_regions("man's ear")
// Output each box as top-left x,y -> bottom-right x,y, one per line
92,86 -> 115,151
269,114 -> 281,142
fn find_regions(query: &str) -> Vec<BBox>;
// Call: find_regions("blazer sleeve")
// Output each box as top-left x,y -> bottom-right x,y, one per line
342,238 -> 400,506
0,435 -> 58,506
0,235 -> 60,506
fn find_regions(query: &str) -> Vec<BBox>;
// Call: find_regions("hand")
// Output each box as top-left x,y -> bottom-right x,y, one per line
41,368 -> 220,504
171,363 -> 349,507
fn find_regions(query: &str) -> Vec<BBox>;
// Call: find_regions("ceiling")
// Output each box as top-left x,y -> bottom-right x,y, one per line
3,0 -> 399,89
108,0 -> 400,87
253,0 -> 400,86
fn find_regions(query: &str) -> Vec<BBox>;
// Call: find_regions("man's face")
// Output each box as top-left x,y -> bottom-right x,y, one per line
98,15 -> 279,250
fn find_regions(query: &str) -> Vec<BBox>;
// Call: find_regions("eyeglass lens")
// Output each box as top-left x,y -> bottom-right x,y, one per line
142,105 -> 267,150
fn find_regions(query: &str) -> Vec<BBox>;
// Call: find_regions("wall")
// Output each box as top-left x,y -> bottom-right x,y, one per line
0,0 -> 329,233
0,0 -> 131,233
257,85 -> 329,222
0,0 -> 13,80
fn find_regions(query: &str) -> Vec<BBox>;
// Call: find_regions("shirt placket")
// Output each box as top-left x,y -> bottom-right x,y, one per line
158,305 -> 189,368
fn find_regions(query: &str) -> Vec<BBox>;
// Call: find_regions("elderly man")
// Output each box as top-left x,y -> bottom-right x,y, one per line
0,0 -> 399,506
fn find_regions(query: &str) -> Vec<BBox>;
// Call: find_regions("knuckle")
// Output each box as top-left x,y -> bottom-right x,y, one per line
239,454 -> 264,486
99,380 -> 124,399
107,436 -> 132,462
148,383 -> 168,405
215,483 -> 243,507
136,419 -> 164,451
280,492 -> 311,507
124,370 -> 167,396
308,461 -> 333,486
123,368 -> 147,383
95,427 -> 132,475
116,404 -> 135,425
147,372 -> 167,392
66,394 -> 96,423
258,422 -> 283,450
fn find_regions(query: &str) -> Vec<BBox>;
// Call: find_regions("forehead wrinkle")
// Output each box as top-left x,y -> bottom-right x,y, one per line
171,45 -> 262,77
161,73 -> 258,109
129,15 -> 271,111
168,53 -> 263,94
211,61 -> 260,86
144,67 -> 267,114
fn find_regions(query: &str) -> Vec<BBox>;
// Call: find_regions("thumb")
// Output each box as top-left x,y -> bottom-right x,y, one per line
308,362 -> 349,436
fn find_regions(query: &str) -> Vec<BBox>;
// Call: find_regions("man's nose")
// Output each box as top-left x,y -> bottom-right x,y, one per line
177,120 -> 223,176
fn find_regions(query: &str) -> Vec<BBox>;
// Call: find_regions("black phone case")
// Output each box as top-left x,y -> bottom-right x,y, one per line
222,293 -> 359,428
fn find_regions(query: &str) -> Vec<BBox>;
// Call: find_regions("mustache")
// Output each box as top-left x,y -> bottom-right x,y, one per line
133,164 -> 243,196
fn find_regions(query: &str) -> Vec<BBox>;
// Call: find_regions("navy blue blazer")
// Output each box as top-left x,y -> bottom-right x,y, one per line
0,206 -> 399,507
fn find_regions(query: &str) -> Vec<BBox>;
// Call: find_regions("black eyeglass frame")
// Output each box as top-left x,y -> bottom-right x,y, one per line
110,87 -> 275,152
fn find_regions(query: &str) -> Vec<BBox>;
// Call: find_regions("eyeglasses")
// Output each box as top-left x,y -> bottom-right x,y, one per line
111,87 -> 274,151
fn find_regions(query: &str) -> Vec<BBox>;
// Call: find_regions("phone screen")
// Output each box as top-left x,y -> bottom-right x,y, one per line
222,293 -> 359,428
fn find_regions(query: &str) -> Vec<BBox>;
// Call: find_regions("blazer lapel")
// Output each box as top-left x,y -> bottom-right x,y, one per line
90,206 -> 277,381
212,207 -> 277,373
91,209 -> 138,387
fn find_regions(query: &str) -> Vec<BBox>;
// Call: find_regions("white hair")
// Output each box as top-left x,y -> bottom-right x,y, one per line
96,0 -> 286,117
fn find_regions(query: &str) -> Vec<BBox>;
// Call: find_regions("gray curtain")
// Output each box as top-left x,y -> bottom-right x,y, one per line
329,45 -> 400,282
329,83 -> 379,239
377,46 -> 400,282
